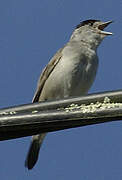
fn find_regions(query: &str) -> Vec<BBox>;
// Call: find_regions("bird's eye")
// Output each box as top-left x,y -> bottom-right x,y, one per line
89,22 -> 94,26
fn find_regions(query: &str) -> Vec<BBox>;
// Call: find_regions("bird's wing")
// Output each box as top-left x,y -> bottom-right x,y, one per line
32,48 -> 63,102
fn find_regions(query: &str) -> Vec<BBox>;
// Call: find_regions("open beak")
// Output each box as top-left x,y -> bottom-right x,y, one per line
98,21 -> 113,35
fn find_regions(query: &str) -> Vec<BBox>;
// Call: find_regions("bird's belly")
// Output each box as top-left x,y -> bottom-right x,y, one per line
40,57 -> 97,100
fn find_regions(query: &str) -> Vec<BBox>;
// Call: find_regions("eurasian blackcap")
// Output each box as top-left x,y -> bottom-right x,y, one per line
25,19 -> 112,169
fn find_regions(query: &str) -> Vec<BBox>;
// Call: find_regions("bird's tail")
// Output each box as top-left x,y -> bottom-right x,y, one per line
25,133 -> 46,170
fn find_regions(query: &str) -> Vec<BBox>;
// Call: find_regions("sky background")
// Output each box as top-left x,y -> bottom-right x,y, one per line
0,0 -> 122,179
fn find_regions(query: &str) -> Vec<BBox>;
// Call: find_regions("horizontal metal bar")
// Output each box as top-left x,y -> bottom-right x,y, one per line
0,89 -> 121,140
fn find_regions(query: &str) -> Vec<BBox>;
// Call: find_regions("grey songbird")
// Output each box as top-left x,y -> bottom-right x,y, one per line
25,19 -> 112,169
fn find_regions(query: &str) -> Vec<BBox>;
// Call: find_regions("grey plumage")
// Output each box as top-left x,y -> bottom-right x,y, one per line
25,19 -> 112,169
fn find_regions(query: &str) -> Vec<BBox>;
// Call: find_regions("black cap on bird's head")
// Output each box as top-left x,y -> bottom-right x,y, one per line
76,19 -> 100,29
76,19 -> 113,35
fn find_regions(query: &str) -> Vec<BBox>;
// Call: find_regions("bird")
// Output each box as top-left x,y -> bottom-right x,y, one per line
25,19 -> 113,170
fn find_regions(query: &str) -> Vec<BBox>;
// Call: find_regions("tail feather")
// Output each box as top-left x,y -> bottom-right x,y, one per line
25,133 -> 46,170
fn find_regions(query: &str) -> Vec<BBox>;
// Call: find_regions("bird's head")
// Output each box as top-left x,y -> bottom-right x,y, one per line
71,19 -> 113,49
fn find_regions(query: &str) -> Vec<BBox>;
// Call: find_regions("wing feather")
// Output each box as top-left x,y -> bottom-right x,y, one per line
32,48 -> 63,102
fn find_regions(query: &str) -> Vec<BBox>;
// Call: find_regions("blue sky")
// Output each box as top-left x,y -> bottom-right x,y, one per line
0,0 -> 122,179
